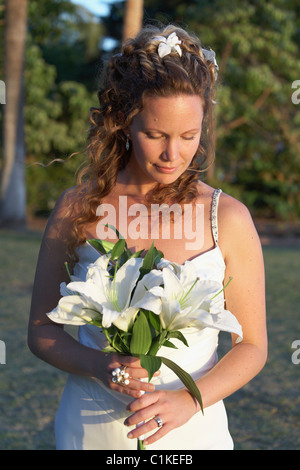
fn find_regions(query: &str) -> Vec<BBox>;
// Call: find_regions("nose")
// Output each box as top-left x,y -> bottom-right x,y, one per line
161,138 -> 180,162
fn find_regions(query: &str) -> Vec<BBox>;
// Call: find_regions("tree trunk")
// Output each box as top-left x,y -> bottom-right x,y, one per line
0,0 -> 28,228
123,0 -> 143,42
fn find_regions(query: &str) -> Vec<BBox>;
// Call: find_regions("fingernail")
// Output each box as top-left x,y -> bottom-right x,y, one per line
127,432 -> 133,439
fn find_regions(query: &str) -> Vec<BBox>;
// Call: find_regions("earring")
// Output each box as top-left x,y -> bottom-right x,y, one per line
126,134 -> 130,151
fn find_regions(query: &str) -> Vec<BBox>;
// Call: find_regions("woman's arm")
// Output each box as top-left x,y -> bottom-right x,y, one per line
124,194 -> 267,445
27,190 -> 156,398
193,194 -> 267,408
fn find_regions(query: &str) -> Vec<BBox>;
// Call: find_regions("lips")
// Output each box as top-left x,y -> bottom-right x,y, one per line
154,165 -> 178,174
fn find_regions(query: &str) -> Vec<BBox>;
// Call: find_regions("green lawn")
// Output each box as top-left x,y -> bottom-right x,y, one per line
0,230 -> 299,450
222,244 -> 300,450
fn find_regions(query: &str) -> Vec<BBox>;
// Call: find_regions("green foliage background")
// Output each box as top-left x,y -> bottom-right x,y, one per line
17,0 -> 300,219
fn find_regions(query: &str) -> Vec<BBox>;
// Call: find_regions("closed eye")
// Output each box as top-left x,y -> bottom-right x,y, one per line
145,133 -> 164,140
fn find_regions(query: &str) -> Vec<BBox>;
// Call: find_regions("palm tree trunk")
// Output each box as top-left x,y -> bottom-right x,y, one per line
0,0 -> 28,228
123,0 -> 143,42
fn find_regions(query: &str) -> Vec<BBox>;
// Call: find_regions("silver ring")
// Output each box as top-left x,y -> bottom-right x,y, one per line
111,366 -> 130,386
154,416 -> 163,428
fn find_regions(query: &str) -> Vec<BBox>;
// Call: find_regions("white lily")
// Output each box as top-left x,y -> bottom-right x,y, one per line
154,32 -> 182,58
60,274 -> 83,297
47,256 -> 145,331
146,262 -> 243,340
131,269 -> 164,314
48,295 -> 101,326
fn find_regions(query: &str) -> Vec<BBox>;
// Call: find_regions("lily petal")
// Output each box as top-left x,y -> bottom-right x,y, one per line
162,268 -> 184,302
190,308 -> 243,340
101,305 -> 123,329
131,269 -> 163,305
47,295 -> 101,326
113,306 -> 140,331
62,280 -> 106,312
115,258 -> 144,310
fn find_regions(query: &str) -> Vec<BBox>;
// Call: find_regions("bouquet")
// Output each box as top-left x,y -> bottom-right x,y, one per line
47,229 -> 243,449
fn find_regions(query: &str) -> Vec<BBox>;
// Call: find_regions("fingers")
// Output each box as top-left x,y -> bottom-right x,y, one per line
125,391 -> 160,423
109,355 -> 160,380
106,355 -> 160,398
124,394 -> 169,445
123,389 -> 196,446
126,415 -> 169,445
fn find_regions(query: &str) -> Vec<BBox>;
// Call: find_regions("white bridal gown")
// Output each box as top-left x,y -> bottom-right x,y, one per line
55,189 -> 234,450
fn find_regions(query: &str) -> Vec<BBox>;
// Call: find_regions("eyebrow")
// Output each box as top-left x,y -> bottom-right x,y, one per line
143,128 -> 201,134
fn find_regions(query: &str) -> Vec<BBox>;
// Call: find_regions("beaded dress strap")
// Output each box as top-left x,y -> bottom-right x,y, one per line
211,188 -> 222,246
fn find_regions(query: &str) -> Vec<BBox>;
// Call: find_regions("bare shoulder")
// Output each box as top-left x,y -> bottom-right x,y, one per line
217,191 -> 262,261
218,191 -> 253,225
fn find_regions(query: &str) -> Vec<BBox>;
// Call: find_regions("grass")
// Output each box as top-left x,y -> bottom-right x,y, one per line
220,244 -> 300,450
0,229 -> 299,450
0,230 -> 67,449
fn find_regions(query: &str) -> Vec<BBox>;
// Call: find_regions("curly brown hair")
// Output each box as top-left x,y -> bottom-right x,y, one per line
64,24 -> 218,263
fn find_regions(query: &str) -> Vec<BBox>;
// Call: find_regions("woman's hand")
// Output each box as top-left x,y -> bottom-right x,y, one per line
123,388 -> 198,446
100,353 -> 160,399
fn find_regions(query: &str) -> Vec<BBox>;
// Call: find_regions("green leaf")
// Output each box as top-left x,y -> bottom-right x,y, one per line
153,248 -> 164,265
159,356 -> 203,413
111,238 -> 126,260
130,311 -> 152,355
130,249 -> 144,259
162,340 -> 177,349
147,336 -> 162,357
88,318 -> 103,328
87,238 -> 115,254
138,242 -> 155,280
140,354 -> 162,382
167,331 -> 189,348
112,331 -> 130,354
147,330 -> 167,356
120,249 -> 144,268
101,346 -> 117,354
103,225 -> 135,259
147,310 -> 161,332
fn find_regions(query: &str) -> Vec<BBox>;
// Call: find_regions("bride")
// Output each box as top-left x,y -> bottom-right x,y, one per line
28,24 -> 267,450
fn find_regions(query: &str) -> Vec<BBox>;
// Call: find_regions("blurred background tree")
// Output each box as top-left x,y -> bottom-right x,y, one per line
0,0 -> 28,228
24,0 -> 102,217
0,0 -> 299,223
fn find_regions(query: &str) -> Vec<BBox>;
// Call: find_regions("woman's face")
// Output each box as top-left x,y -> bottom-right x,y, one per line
127,94 -> 204,187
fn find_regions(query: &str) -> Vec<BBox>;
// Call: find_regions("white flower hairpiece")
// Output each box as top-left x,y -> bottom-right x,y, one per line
202,48 -> 219,72
153,32 -> 182,59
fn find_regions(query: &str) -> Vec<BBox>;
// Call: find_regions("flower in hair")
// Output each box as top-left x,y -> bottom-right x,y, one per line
202,48 -> 219,71
154,32 -> 182,58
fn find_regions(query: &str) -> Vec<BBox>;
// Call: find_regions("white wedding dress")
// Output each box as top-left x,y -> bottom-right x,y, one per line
55,189 -> 234,450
